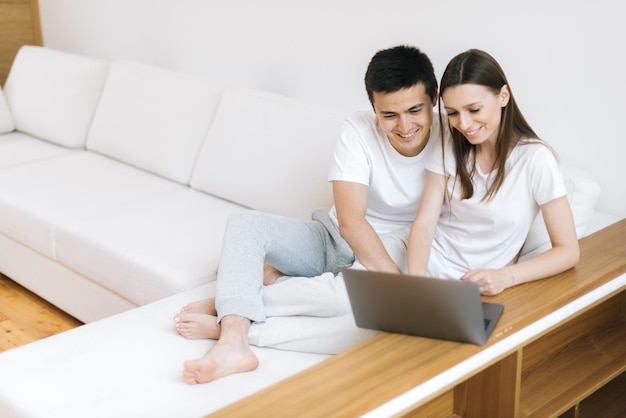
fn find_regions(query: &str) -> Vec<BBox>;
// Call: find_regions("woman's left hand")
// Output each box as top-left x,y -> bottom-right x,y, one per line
461,268 -> 510,296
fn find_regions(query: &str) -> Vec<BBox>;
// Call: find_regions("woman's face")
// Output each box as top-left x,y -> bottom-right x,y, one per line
442,83 -> 509,146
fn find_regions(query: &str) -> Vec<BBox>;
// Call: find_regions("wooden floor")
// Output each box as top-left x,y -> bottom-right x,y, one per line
0,274 -> 82,352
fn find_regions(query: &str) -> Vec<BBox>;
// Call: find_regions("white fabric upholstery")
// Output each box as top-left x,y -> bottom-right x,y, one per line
520,165 -> 601,261
2,46 -> 109,148
56,189 -> 242,305
0,282 -> 330,418
0,152 -> 182,259
0,88 -> 15,133
0,232 -> 136,323
190,87 -> 343,219
86,60 -> 222,184
0,132 -> 72,168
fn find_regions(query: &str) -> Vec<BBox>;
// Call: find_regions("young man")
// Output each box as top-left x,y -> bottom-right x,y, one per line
177,45 -> 441,384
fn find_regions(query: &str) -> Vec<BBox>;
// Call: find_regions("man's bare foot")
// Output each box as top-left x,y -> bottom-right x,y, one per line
178,298 -> 216,315
174,312 -> 220,339
263,263 -> 284,285
182,315 -> 258,384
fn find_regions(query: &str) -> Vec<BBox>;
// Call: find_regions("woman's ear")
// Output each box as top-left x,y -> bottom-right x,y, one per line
499,85 -> 510,107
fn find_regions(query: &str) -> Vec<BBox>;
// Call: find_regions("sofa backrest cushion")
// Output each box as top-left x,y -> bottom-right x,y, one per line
190,87 -> 344,219
519,165 -> 601,261
86,60 -> 222,184
0,88 -> 15,134
3,46 -> 109,148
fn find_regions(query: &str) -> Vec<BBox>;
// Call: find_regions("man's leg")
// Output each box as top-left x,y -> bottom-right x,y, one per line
183,315 -> 258,384
215,210 -> 345,324
181,210 -> 347,383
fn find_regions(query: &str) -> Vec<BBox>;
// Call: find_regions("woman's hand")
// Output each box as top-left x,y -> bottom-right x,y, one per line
461,268 -> 513,296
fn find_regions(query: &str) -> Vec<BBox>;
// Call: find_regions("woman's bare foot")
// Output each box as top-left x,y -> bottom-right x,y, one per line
178,298 -> 216,315
175,312 -> 220,339
182,315 -> 258,384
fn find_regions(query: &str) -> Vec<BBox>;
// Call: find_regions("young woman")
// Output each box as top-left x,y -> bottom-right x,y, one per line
408,49 -> 579,295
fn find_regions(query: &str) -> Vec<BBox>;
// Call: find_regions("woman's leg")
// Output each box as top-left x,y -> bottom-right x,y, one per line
263,272 -> 351,317
248,313 -> 380,355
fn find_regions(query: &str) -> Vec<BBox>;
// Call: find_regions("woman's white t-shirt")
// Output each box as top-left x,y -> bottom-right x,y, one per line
327,111 -> 441,236
426,139 -> 567,279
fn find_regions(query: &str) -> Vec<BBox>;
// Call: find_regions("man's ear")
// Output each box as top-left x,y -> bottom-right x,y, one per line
499,85 -> 510,107
432,87 -> 439,107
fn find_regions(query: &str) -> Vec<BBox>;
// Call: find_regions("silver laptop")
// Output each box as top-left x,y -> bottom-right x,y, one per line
342,269 -> 504,345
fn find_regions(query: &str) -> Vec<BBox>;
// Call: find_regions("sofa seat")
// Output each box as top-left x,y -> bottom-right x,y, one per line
0,132 -> 74,168
56,187 -> 243,305
0,151 -> 181,258
0,281 -> 331,418
0,146 -> 249,309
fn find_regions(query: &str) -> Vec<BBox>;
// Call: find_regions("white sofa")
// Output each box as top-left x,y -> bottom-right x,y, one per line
0,46 -> 344,323
0,46 -> 617,417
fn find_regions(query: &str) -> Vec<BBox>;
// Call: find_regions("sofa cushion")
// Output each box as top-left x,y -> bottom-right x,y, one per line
0,132 -> 73,169
519,165 -> 601,261
0,88 -> 15,134
2,46 -> 109,148
86,60 -> 222,184
55,189 -> 243,305
0,152 -> 182,260
190,87 -> 344,220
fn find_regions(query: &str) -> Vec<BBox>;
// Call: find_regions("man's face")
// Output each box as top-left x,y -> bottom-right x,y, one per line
372,83 -> 436,157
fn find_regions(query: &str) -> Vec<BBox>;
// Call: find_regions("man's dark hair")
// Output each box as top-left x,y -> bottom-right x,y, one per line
364,45 -> 437,106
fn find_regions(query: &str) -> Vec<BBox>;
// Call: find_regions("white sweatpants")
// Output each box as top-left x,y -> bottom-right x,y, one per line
248,224 -> 410,354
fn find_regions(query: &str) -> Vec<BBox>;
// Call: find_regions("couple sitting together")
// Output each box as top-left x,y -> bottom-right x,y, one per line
173,45 -> 580,384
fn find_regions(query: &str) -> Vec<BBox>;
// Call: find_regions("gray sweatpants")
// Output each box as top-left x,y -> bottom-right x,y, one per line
215,209 -> 355,324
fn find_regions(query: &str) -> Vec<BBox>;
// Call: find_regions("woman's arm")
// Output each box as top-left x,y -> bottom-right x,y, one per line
463,195 -> 580,295
509,195 -> 580,283
407,170 -> 447,276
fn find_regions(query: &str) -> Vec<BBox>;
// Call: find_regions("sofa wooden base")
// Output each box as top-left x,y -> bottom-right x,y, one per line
211,219 -> 626,417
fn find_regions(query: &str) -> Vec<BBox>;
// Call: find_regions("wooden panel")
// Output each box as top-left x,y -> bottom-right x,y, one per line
0,0 -> 42,86
207,220 -> 626,417
520,309 -> 626,417
454,350 -> 521,418
397,390 -> 454,417
522,295 -> 621,372
577,371 -> 626,417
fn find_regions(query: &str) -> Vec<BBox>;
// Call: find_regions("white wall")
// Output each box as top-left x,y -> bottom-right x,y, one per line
38,0 -> 625,217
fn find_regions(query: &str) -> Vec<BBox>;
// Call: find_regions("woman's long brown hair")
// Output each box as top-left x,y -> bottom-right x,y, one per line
439,49 -> 541,201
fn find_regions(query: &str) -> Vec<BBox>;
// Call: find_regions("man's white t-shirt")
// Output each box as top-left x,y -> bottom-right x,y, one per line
426,139 -> 567,279
327,110 -> 441,236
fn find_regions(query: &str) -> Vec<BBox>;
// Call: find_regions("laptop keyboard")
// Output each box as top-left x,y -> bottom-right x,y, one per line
483,318 -> 491,329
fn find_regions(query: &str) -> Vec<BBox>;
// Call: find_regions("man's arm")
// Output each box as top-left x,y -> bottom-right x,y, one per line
332,180 -> 401,273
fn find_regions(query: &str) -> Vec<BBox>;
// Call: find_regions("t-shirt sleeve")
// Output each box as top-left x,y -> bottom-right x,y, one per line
327,119 -> 370,186
426,136 -> 454,176
528,145 -> 567,206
